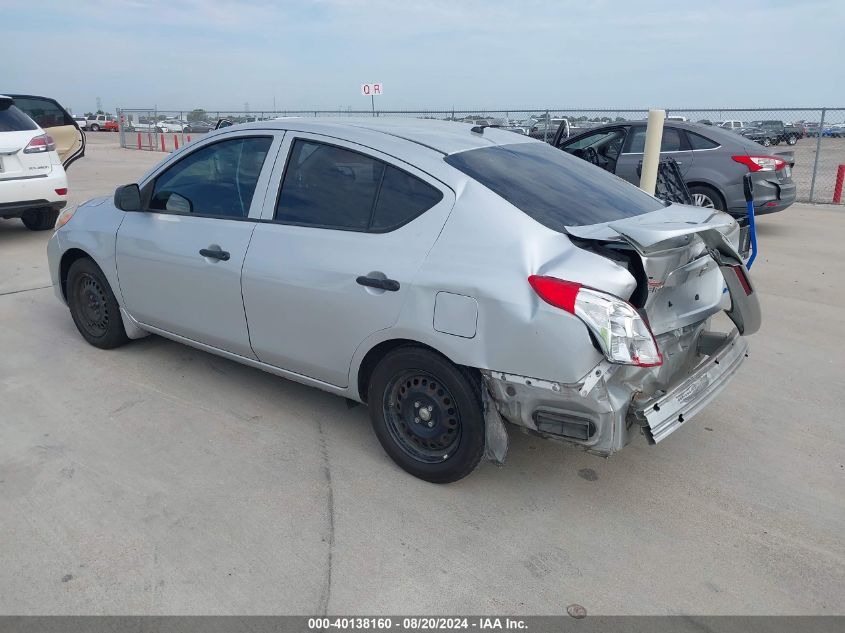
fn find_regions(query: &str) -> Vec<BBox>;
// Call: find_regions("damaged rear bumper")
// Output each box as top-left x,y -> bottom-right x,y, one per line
630,330 -> 748,444
482,326 -> 750,459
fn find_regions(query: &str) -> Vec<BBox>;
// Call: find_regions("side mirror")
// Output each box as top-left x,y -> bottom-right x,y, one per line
114,183 -> 142,211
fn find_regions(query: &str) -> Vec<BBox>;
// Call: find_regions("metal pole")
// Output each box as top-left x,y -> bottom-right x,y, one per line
117,108 -> 125,148
543,109 -> 550,143
640,109 -> 666,195
808,108 -> 826,203
371,95 -> 375,117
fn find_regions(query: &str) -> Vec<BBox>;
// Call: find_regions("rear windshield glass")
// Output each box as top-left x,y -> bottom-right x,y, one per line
444,142 -> 665,229
0,104 -> 38,132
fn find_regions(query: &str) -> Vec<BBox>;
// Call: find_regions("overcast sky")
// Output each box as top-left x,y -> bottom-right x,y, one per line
4,0 -> 844,115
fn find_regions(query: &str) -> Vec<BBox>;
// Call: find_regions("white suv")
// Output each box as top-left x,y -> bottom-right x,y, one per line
0,95 -> 71,230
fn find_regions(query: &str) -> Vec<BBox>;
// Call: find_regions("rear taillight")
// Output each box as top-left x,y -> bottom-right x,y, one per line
732,155 -> 786,172
528,275 -> 663,368
23,134 -> 57,154
55,188 -> 68,196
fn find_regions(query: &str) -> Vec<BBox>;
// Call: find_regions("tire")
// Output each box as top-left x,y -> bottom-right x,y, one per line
90,123 -> 100,132
688,184 -> 725,211
66,258 -> 129,349
367,347 -> 485,483
21,208 -> 59,231
762,137 -> 772,147
787,134 -> 798,145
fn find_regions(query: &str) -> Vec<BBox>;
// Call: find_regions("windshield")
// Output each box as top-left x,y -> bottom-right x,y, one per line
445,142 -> 665,229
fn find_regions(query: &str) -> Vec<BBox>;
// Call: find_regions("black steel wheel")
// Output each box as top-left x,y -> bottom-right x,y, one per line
368,347 -> 484,483
67,258 -> 129,349
384,370 -> 462,463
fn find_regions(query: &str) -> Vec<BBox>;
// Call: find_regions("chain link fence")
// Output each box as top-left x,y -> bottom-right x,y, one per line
115,107 -> 845,204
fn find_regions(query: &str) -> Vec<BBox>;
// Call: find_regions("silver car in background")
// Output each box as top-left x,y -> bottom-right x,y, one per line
47,119 -> 761,483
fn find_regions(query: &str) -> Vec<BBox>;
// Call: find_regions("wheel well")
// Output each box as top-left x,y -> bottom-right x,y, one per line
59,248 -> 91,300
357,339 -> 470,403
686,181 -> 726,209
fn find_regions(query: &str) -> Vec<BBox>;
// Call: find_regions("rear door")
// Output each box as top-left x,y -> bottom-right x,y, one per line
242,134 -> 454,387
9,95 -> 85,169
615,125 -> 694,183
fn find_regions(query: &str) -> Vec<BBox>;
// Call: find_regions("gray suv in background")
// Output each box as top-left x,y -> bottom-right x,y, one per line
553,121 -> 796,215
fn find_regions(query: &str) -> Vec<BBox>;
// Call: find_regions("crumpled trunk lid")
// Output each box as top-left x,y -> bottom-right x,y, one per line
566,204 -> 761,336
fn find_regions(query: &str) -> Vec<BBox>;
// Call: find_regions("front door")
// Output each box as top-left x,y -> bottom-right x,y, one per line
242,134 -> 454,387
116,132 -> 280,357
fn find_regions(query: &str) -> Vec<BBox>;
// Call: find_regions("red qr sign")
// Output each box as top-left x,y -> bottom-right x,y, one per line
361,83 -> 383,96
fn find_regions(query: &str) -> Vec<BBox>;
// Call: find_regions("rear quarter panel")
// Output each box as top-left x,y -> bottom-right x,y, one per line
352,182 -> 634,386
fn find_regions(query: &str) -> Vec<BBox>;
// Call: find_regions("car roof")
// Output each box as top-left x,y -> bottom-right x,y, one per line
225,117 -> 541,155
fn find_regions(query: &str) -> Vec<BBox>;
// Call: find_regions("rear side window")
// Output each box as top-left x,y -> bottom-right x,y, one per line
11,97 -> 73,128
445,142 -> 665,229
0,104 -> 38,132
371,166 -> 443,231
276,139 -> 442,232
687,132 -> 720,150
626,126 -> 686,153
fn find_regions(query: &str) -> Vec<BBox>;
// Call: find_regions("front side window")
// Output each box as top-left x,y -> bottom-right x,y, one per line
276,139 -> 442,232
561,128 -> 622,151
150,136 -> 272,217
445,142 -> 665,229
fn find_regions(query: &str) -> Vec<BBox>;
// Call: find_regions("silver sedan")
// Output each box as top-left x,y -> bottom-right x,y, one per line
47,119 -> 761,482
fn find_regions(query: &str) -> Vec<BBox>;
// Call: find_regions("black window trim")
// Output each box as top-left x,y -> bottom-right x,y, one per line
140,133 -> 275,221
271,136 -> 445,234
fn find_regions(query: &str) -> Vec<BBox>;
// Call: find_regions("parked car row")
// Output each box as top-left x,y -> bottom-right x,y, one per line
124,118 -> 216,134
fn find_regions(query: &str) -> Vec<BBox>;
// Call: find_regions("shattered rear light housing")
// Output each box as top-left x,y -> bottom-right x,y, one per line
528,275 -> 663,368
